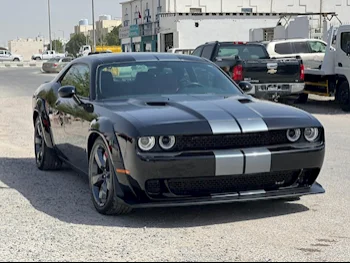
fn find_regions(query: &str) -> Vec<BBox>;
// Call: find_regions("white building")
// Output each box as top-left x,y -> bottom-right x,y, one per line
119,0 -> 350,52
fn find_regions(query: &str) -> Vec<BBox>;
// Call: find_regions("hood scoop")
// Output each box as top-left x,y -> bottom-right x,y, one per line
238,98 -> 252,104
146,101 -> 168,107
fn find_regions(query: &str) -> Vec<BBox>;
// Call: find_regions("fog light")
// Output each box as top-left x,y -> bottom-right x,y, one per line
146,180 -> 161,195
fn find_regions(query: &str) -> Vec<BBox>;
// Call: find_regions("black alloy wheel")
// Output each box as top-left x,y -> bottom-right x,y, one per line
338,82 -> 350,112
34,118 -> 62,170
89,138 -> 132,215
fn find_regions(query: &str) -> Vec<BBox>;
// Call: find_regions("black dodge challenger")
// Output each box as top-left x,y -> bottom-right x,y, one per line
32,53 -> 325,215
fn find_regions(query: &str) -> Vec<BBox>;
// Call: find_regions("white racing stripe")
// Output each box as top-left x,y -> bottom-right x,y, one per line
243,148 -> 271,174
214,150 -> 244,176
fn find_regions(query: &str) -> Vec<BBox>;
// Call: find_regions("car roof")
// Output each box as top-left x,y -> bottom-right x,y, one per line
267,38 -> 326,43
72,52 -> 206,66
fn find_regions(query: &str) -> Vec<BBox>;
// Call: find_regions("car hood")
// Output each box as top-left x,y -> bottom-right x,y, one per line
102,94 -> 322,136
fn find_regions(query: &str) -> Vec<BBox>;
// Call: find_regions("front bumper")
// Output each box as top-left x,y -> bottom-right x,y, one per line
130,182 -> 325,208
115,140 -> 325,206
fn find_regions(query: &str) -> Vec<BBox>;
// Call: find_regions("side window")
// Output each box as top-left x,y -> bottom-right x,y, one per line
308,41 -> 326,53
274,43 -> 294,54
61,64 -> 90,98
192,46 -> 203,57
201,45 -> 214,59
0,51 -> 3,55
341,32 -> 350,53
292,41 -> 310,54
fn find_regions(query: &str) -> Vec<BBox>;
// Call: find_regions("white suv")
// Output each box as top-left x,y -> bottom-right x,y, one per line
263,39 -> 333,69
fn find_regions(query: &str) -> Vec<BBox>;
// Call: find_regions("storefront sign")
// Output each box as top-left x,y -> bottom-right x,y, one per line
129,25 -> 140,37
119,26 -> 130,39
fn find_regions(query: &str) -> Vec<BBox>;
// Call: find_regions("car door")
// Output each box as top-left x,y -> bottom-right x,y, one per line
335,29 -> 350,76
3,51 -> 12,61
54,63 -> 95,173
291,41 -> 315,68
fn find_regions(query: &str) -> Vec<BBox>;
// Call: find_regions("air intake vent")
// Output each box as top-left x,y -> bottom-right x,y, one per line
146,102 -> 168,107
238,98 -> 252,104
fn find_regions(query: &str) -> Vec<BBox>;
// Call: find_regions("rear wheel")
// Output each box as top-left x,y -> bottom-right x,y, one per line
89,137 -> 132,216
34,118 -> 62,170
13,58 -> 20,62
295,93 -> 309,104
338,81 -> 350,112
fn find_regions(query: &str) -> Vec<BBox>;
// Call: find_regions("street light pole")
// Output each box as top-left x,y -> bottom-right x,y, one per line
48,0 -> 52,50
92,0 -> 96,52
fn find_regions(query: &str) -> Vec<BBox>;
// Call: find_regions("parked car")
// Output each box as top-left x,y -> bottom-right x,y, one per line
32,53 -> 325,215
262,38 -> 335,70
191,41 -> 305,101
32,50 -> 66,61
0,50 -> 23,62
42,57 -> 74,73
167,48 -> 194,55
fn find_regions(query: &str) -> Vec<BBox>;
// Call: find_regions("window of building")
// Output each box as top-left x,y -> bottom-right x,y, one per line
61,64 -> 90,98
144,3 -> 151,23
124,8 -> 129,27
134,6 -> 141,25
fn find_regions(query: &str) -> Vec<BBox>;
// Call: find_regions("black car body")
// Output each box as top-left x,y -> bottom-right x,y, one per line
192,41 -> 305,100
32,53 -> 325,215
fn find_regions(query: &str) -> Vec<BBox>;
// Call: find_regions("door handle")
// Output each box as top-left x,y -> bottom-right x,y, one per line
338,63 -> 343,67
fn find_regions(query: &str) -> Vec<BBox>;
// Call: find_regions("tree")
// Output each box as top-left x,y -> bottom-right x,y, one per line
47,40 -> 64,53
105,25 -> 121,46
66,33 -> 90,57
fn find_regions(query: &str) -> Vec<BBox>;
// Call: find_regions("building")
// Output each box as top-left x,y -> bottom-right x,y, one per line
95,15 -> 122,44
8,37 -> 48,61
119,0 -> 350,52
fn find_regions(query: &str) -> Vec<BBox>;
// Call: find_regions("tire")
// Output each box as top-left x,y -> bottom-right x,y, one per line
35,57 -> 41,61
89,137 -> 132,216
34,118 -> 62,170
13,58 -> 20,62
295,93 -> 309,104
338,81 -> 350,112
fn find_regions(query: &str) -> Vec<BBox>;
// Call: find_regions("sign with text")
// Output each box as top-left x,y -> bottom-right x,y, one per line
129,25 -> 140,38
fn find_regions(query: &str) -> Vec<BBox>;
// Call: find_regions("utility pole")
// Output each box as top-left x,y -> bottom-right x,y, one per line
92,0 -> 96,52
48,0 -> 52,50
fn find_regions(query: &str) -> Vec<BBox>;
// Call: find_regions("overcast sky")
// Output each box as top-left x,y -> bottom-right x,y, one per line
0,0 -> 123,46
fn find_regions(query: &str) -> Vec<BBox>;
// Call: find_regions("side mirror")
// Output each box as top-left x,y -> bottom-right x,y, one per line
239,81 -> 253,93
58,86 -> 76,98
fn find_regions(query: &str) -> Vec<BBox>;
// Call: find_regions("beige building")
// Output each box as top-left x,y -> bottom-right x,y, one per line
8,37 -> 47,61
71,16 -> 122,45
95,17 -> 122,43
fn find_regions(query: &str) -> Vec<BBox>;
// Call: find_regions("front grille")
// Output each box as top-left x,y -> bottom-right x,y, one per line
166,171 -> 300,196
174,130 -> 289,151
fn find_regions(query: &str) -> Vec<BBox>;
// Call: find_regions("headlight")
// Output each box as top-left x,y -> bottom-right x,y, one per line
138,136 -> 156,151
286,129 -> 301,142
159,136 -> 176,150
304,128 -> 319,142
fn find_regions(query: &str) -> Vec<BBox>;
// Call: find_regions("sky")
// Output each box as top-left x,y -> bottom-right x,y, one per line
0,0 -> 123,46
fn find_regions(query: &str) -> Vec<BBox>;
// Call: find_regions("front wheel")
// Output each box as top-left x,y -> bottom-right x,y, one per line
338,82 -> 350,112
89,137 -> 132,216
34,118 -> 62,170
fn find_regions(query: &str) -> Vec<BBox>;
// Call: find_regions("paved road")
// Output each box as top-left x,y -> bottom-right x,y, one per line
0,68 -> 350,261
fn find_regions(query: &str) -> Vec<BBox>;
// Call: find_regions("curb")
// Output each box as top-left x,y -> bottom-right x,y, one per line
0,62 -> 43,68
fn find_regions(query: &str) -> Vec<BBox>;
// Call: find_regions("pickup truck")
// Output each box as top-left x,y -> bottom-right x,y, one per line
31,50 -> 66,61
192,41 -> 305,100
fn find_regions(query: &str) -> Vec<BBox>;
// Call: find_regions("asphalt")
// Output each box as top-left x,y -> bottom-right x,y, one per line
0,68 -> 349,262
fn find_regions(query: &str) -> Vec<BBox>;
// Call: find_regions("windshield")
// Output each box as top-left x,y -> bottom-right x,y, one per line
97,61 -> 242,100
217,44 -> 270,59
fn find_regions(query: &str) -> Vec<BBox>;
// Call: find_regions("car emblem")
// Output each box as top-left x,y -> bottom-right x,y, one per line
267,63 -> 278,74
